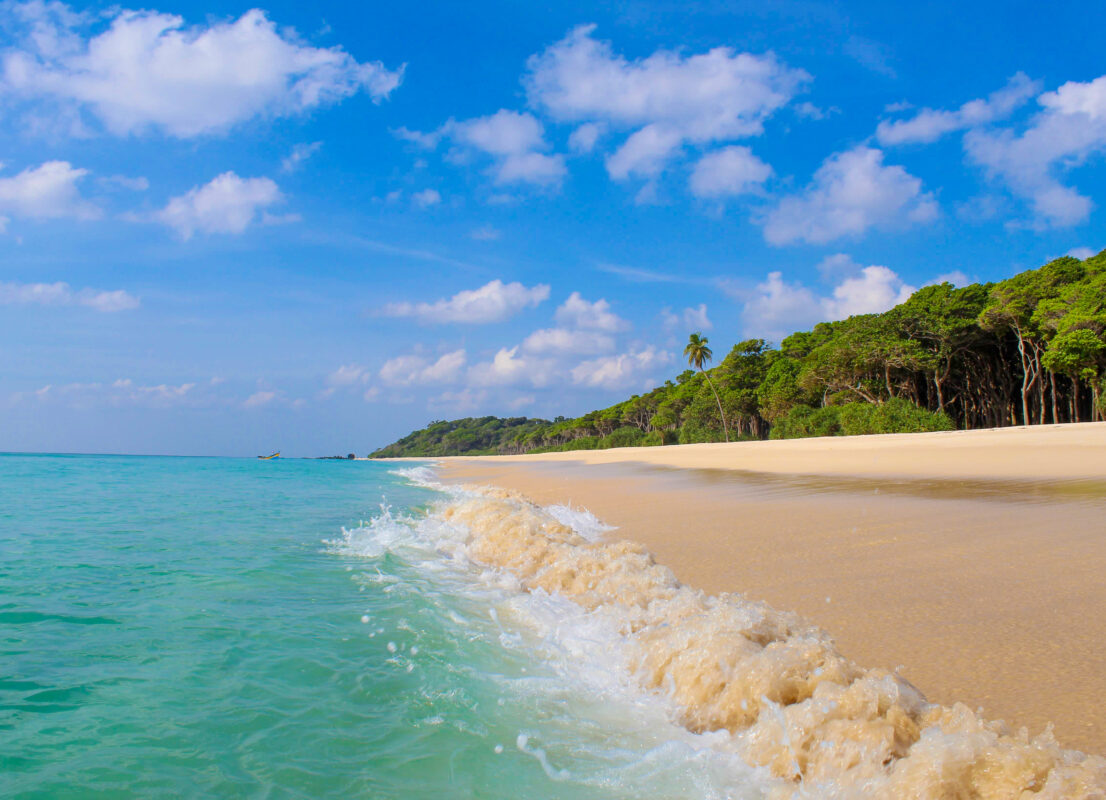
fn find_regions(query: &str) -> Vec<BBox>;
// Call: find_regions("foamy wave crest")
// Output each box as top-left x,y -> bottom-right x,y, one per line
437,487 -> 1106,799
389,465 -> 446,490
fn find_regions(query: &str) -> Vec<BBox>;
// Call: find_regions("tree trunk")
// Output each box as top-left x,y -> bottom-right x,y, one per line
1013,325 -> 1033,425
1049,371 -> 1058,424
701,370 -> 729,442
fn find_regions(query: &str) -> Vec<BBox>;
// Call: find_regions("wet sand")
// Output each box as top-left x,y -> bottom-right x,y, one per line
436,423 -> 1106,754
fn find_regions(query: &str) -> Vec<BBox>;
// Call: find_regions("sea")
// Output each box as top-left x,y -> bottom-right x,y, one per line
0,454 -> 766,799
5,453 -> 1103,799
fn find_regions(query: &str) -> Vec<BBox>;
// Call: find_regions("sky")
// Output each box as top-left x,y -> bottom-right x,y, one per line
2,0 -> 1105,456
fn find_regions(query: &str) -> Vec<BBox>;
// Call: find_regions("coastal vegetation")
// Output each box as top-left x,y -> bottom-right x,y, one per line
372,250 -> 1106,457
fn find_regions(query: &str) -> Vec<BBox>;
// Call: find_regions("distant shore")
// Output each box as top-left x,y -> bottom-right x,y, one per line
436,422 -> 1106,754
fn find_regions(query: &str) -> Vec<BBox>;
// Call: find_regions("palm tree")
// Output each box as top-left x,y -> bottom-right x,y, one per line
684,332 -> 729,442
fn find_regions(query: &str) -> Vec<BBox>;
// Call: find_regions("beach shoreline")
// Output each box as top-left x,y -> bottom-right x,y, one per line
431,423 -> 1106,754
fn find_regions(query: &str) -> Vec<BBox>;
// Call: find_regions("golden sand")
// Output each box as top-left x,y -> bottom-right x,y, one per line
436,423 -> 1106,756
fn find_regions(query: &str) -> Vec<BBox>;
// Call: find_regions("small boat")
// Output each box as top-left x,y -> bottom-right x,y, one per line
258,452 -> 280,460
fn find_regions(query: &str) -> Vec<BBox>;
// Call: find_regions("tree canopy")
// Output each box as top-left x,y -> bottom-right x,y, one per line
373,249 -> 1106,457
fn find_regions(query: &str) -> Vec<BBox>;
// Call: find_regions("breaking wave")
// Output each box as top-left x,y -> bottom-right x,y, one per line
382,466 -> 1106,797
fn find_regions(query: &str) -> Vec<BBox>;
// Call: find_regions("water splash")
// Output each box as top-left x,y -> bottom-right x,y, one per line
432,485 -> 1106,799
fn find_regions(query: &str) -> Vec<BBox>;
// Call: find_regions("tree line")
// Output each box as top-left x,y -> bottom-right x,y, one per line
372,250 -> 1106,457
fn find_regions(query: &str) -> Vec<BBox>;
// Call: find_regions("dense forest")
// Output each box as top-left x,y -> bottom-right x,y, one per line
371,250 -> 1106,457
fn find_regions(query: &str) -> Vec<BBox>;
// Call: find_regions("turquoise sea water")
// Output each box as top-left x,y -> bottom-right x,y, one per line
1,454 -> 762,799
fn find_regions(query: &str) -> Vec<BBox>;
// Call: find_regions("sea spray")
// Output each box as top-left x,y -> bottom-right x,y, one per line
428,483 -> 1106,799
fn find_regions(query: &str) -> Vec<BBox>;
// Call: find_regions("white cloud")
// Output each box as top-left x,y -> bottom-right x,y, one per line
22,377 -> 196,407
554,292 -> 629,332
605,123 -> 683,179
527,24 -> 807,140
156,172 -> 283,239
689,145 -> 771,198
570,346 -> 670,390
740,261 -> 920,339
467,346 -> 554,387
964,74 -> 1106,228
876,73 -> 1039,146
568,121 -> 605,153
382,279 -> 550,324
243,390 -> 276,409
661,304 -> 712,332
525,25 -> 807,182
378,349 -> 466,387
326,364 -> 370,387
761,146 -> 937,245
0,160 -> 99,222
739,271 -> 821,340
521,327 -> 614,355
420,109 -> 566,188
411,188 -> 441,208
281,141 -> 322,172
1,4 -> 404,137
795,101 -> 835,120
1068,246 -> 1096,260
0,280 -> 138,311
821,265 -> 915,320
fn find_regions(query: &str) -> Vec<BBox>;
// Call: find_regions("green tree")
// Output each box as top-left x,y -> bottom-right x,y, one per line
684,332 -> 729,442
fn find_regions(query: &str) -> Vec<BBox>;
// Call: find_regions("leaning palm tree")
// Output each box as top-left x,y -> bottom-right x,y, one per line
684,332 -> 729,442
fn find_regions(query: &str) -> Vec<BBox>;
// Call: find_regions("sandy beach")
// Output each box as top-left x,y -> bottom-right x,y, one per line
438,422 -> 1106,754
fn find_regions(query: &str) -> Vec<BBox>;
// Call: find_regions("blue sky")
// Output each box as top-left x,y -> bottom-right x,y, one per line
2,0 -> 1104,456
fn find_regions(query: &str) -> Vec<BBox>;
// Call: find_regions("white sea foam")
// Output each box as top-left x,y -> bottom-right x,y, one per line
329,471 -> 771,797
336,466 -> 1106,797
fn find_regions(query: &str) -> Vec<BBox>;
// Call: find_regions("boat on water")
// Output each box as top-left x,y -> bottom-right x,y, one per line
257,452 -> 280,460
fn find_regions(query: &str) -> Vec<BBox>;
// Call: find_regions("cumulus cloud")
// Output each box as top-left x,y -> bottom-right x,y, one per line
0,160 -> 99,223
554,292 -> 629,332
378,350 -> 467,387
405,110 -> 566,188
661,304 -> 712,332
521,327 -> 614,355
761,146 -> 937,245
1068,246 -> 1097,260
689,145 -> 772,198
964,74 -> 1106,228
382,279 -> 550,324
876,73 -> 1039,146
570,345 -> 670,390
605,123 -> 684,180
821,266 -> 915,320
739,261 -> 919,340
0,3 -> 404,137
739,271 -> 821,341
567,121 -> 605,153
155,172 -> 283,239
0,279 -> 138,311
525,25 -> 807,181
467,346 -> 555,388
